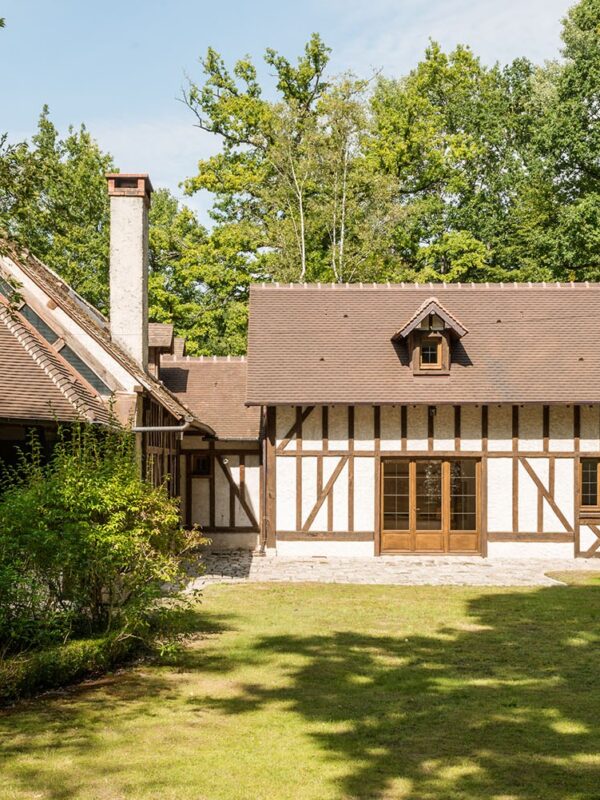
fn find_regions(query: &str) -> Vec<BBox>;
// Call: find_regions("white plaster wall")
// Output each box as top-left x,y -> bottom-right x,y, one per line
461,406 -> 482,451
303,406 -> 322,449
276,457 -> 296,530
433,405 -> 454,451
354,457 -> 375,530
487,458 -> 513,531
329,406 -> 348,450
276,406 -> 296,451
544,458 -> 574,531
549,406 -> 574,452
191,478 -> 210,527
520,406 -> 543,451
354,406 -> 374,451
487,542 -> 574,558
579,525 -> 599,552
276,540 -> 374,557
332,459 -> 349,532
214,459 -> 229,527
518,458 -> 547,533
242,456 -> 261,527
302,456 -> 325,528
580,405 -> 600,451
488,405 -> 512,451
380,406 -> 402,451
207,533 -> 259,551
228,455 -> 259,527
407,406 -> 428,451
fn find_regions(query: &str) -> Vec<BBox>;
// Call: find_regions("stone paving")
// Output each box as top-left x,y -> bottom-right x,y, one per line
186,550 -> 600,589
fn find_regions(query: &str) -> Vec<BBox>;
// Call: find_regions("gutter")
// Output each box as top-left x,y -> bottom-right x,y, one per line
132,417 -> 194,434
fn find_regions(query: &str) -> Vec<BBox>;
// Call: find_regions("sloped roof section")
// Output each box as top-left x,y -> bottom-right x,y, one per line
148,322 -> 174,350
393,296 -> 468,339
0,243 -> 212,431
247,282 -> 600,405
160,357 -> 261,440
0,299 -> 110,424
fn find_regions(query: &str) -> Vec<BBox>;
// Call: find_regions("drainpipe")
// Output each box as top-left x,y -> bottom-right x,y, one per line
132,418 -> 193,434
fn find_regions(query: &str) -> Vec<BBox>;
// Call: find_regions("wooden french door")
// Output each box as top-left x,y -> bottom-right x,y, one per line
380,458 -> 480,554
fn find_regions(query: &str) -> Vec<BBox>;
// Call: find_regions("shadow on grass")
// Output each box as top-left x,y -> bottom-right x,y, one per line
0,611 -> 236,800
198,584 -> 600,799
1,584 -> 599,799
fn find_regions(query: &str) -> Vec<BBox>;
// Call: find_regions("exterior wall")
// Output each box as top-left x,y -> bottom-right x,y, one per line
266,403 -> 599,559
181,438 -> 261,551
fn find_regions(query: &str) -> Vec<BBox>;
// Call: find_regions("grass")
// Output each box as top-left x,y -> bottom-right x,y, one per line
0,577 -> 599,800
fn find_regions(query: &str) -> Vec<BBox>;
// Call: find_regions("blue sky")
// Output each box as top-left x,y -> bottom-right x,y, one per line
1,0 -> 574,222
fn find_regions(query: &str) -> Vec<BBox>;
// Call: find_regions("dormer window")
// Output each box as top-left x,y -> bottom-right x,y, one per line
392,298 -> 468,376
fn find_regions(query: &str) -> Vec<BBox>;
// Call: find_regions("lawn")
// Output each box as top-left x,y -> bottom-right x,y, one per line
1,577 -> 599,800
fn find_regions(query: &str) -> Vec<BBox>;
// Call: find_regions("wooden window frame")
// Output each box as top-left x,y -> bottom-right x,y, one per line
381,457 -> 480,536
419,338 -> 442,370
580,457 -> 600,510
410,331 -> 450,375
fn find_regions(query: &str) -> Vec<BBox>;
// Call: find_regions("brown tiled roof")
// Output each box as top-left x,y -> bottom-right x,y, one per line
0,299 -> 110,424
160,357 -> 261,440
1,243 -> 212,431
148,322 -> 174,350
247,282 -> 600,405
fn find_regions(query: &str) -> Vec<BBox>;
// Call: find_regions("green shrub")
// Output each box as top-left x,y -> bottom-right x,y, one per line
0,423 -> 204,657
0,632 -> 143,703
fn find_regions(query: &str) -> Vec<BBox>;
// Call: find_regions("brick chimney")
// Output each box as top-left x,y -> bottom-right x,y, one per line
106,173 -> 153,370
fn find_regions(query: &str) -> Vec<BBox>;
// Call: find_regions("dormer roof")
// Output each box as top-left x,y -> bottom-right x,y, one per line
392,297 -> 468,340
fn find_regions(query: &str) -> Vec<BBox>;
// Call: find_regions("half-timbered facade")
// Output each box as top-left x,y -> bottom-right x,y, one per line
242,283 -> 600,560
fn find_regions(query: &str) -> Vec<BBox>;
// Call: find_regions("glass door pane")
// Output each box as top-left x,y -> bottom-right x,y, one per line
383,460 -> 409,530
450,459 -> 477,531
415,460 -> 442,530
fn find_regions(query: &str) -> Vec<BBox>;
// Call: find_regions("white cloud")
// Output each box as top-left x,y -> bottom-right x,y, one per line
90,116 -> 221,225
326,0 -> 573,78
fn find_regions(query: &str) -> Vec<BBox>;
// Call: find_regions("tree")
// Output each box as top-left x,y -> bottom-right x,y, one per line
183,36 -> 395,285
0,108 -> 113,311
148,189 -> 253,355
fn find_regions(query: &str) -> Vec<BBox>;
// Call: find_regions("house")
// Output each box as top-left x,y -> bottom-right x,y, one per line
0,174 -> 214,486
164,279 -> 600,561
3,170 -> 599,560
236,282 -> 600,560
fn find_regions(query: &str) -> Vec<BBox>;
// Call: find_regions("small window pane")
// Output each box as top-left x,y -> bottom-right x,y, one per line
60,345 -> 110,395
416,460 -> 442,530
582,459 -> 598,507
383,460 -> 409,530
450,460 -> 477,531
191,455 -> 211,477
421,342 -> 440,366
19,305 -> 58,344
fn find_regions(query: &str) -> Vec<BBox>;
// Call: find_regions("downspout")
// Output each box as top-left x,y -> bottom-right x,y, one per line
132,419 -> 193,433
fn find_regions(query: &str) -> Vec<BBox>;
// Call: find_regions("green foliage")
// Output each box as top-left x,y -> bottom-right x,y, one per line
148,189 -> 252,354
0,424 -> 203,657
3,1 -> 600,352
0,632 -> 141,704
0,109 -> 113,311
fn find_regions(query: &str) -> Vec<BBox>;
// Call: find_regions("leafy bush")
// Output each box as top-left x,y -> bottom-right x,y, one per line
0,632 -> 141,703
0,423 -> 204,657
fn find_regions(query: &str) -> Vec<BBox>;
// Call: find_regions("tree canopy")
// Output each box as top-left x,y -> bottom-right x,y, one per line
1,0 -> 599,353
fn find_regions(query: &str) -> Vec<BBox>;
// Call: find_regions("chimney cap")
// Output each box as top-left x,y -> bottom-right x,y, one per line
106,173 -> 153,203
